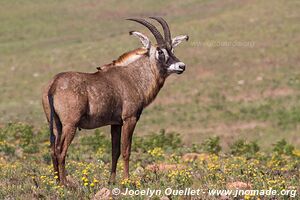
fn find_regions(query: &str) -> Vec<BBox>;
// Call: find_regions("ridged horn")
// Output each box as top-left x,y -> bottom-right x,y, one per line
149,17 -> 171,46
127,18 -> 165,47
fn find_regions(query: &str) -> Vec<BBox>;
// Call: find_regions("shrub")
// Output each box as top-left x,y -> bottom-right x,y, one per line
273,139 -> 294,156
0,140 -> 15,155
80,129 -> 110,152
201,136 -> 222,154
230,139 -> 259,157
133,129 -> 182,152
0,122 -> 39,154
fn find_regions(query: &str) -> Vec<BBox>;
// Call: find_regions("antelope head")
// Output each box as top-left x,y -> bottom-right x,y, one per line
127,17 -> 189,75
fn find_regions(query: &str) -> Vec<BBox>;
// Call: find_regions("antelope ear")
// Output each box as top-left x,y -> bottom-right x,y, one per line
171,35 -> 189,47
129,31 -> 151,49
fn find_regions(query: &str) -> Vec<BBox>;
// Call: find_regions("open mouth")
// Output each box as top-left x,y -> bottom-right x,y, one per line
176,70 -> 184,74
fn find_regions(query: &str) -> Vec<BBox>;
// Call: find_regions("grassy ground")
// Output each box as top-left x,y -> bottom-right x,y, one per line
0,123 -> 299,199
0,0 -> 300,199
0,0 -> 300,149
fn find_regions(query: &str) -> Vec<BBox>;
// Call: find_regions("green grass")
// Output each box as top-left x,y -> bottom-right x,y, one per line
0,0 -> 300,198
1,0 -> 299,149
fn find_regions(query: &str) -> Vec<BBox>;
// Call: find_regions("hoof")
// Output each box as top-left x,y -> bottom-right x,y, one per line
108,175 -> 116,185
108,179 -> 116,185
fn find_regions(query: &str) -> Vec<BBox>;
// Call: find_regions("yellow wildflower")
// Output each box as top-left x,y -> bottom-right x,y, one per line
148,147 -> 164,157
82,169 -> 88,175
292,149 -> 300,157
93,179 -> 99,183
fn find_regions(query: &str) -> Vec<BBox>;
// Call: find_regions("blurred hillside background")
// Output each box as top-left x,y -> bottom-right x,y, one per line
0,0 -> 299,149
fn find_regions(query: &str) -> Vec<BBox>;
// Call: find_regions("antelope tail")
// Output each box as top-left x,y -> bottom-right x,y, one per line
48,93 -> 56,147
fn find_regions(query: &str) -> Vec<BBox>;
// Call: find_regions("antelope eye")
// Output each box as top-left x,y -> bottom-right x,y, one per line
156,49 -> 165,61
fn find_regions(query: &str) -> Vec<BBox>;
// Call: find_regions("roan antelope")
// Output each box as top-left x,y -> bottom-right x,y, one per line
42,17 -> 189,185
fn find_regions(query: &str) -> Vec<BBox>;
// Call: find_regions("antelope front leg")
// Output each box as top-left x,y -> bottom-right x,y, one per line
121,117 -> 137,179
109,125 -> 121,184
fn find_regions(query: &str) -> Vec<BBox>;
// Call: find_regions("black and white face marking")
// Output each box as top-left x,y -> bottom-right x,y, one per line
155,48 -> 169,63
155,47 -> 186,74
167,61 -> 186,74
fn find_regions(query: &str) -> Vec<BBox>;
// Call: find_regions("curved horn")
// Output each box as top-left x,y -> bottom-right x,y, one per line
149,17 -> 171,46
127,18 -> 165,47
